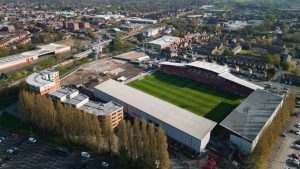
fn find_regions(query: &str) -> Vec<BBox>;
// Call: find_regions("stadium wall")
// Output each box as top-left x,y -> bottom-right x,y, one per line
93,89 -> 210,153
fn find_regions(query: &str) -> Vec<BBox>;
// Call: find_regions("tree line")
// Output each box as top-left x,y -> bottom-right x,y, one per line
248,90 -> 296,169
18,90 -> 170,169
117,119 -> 169,169
0,44 -> 31,58
19,90 -> 103,149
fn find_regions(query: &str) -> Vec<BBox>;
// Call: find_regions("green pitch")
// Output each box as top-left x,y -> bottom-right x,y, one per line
128,71 -> 244,123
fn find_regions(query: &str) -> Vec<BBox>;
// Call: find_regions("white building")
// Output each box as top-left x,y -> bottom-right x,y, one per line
220,89 -> 283,154
93,79 -> 217,152
26,69 -> 61,95
145,36 -> 180,54
143,28 -> 160,37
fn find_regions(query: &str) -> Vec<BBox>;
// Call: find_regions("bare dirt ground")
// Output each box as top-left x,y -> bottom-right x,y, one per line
61,59 -> 145,89
55,38 -> 89,47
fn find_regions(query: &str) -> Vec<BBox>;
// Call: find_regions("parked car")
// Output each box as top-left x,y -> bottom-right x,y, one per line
28,137 -> 37,143
296,131 -> 300,135
292,153 -> 300,159
0,137 -> 5,142
6,149 -> 13,154
101,161 -> 109,168
281,133 -> 287,137
294,144 -> 300,150
80,152 -> 90,158
292,158 -> 300,167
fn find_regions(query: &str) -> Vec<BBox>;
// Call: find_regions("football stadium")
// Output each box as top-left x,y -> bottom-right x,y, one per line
128,71 -> 243,123
93,61 -> 283,154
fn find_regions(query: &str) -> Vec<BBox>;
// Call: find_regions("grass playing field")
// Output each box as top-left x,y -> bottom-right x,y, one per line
128,71 -> 244,123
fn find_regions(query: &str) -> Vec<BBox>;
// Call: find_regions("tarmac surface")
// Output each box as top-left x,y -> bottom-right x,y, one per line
268,108 -> 300,169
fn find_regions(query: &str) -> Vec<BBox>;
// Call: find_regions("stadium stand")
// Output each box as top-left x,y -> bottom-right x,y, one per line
160,61 -> 263,97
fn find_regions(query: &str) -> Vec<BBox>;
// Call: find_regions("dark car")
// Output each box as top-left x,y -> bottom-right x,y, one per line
281,133 -> 287,137
4,156 -> 12,161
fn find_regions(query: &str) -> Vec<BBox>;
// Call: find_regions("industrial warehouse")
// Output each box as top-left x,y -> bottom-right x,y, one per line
0,43 -> 70,70
93,79 -> 217,153
220,89 -> 283,154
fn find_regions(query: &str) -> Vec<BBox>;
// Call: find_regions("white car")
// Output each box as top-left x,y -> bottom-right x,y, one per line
292,158 -> 300,166
6,149 -> 13,153
296,130 -> 300,135
101,161 -> 109,168
28,137 -> 37,143
80,152 -> 90,158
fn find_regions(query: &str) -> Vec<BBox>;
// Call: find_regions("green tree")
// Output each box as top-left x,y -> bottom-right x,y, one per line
282,61 -> 291,71
117,120 -> 129,154
147,123 -> 157,169
156,127 -> 169,169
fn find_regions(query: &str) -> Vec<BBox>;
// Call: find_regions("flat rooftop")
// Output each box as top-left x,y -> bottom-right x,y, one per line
147,36 -> 179,46
220,89 -> 283,142
120,23 -> 143,29
125,17 -> 157,24
64,94 -> 88,106
48,87 -> 78,99
26,69 -> 58,87
49,87 -> 122,116
79,101 -> 122,116
94,79 -> 217,141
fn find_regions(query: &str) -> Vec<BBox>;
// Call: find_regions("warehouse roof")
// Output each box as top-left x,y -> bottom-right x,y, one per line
94,79 -> 217,140
147,36 -> 180,46
220,89 -> 283,142
0,43 -> 70,65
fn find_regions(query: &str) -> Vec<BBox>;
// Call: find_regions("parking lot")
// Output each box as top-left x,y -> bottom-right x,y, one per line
0,131 -> 113,169
268,108 -> 300,169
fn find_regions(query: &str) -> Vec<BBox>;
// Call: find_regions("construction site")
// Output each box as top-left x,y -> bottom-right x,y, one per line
61,58 -> 146,88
